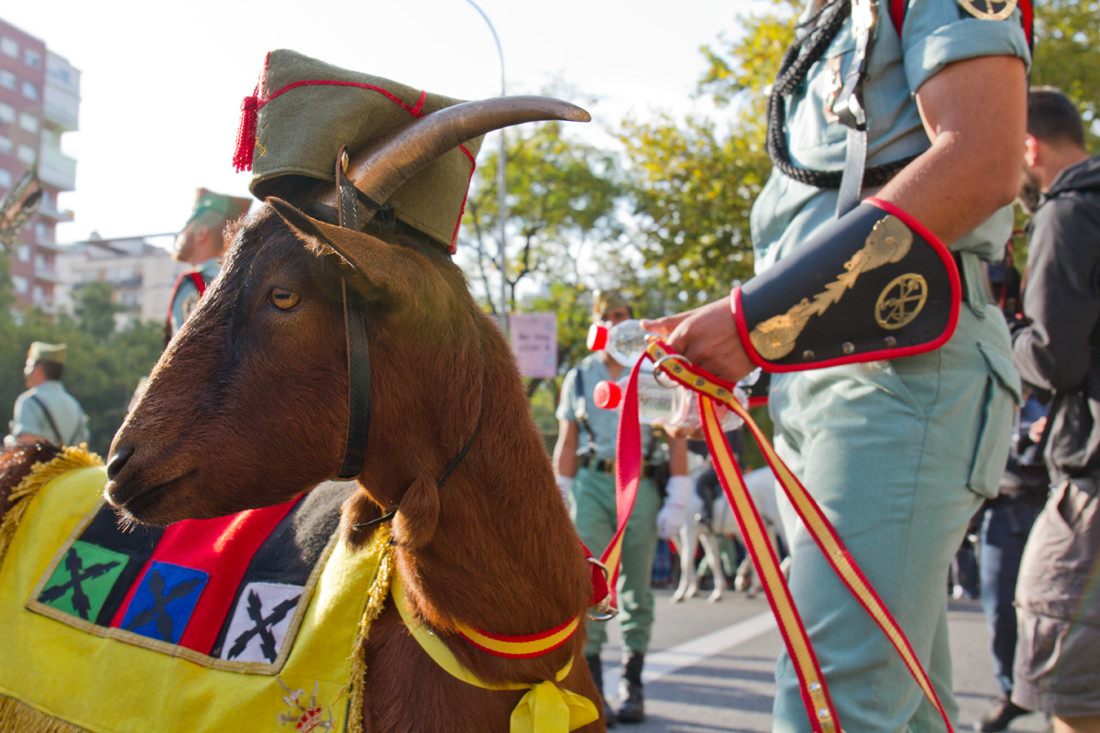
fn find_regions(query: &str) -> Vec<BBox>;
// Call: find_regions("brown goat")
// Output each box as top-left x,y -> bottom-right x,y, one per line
102,98 -> 604,732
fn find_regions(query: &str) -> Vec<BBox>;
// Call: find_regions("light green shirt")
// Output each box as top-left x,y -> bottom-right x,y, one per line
557,352 -> 653,461
751,0 -> 1032,272
7,381 -> 89,446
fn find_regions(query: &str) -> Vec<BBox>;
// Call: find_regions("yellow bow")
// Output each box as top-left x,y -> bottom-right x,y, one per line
392,577 -> 598,733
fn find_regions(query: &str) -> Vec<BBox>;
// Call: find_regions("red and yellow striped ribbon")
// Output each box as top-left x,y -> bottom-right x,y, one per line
456,615 -> 582,659
641,338 -> 954,733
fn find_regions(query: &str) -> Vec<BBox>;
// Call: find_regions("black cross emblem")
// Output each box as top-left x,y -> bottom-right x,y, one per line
124,570 -> 202,641
40,548 -> 121,620
226,589 -> 301,662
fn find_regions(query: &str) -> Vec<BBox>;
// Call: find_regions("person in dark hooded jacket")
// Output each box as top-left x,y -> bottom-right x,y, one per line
1010,86 -> 1100,733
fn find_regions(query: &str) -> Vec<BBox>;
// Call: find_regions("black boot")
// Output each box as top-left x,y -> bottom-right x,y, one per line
974,697 -> 1031,732
585,654 -> 617,728
617,653 -> 645,723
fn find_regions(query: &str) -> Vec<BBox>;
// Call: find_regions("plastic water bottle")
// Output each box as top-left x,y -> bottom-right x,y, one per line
587,319 -> 652,367
593,371 -> 746,431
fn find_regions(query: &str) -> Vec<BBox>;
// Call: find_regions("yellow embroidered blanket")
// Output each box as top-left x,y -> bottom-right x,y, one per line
0,450 -> 385,733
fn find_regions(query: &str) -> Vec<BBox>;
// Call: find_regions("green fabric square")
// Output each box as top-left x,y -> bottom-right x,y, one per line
38,540 -> 129,622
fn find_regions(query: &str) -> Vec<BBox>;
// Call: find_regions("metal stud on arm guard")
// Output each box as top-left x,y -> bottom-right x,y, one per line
733,198 -> 961,371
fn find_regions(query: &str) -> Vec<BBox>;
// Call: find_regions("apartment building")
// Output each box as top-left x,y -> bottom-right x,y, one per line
0,17 -> 79,313
54,235 -> 187,328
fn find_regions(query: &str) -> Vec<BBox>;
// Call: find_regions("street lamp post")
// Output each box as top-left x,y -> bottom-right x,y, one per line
464,0 -> 509,338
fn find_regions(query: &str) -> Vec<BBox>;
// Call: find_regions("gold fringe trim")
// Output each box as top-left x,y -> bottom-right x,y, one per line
344,525 -> 396,733
0,694 -> 89,732
0,445 -> 101,568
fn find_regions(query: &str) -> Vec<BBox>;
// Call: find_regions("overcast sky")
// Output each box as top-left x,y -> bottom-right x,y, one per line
4,0 -> 759,244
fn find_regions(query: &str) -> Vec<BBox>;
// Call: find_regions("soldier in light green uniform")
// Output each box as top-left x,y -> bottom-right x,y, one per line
554,291 -> 690,725
4,342 -> 88,449
167,188 -> 251,338
645,0 -> 1032,730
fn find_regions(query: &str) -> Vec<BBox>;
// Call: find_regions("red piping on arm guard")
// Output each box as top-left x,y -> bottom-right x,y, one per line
733,198 -> 961,372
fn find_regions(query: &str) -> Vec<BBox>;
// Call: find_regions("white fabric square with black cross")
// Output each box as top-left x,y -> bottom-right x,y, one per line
220,582 -> 304,663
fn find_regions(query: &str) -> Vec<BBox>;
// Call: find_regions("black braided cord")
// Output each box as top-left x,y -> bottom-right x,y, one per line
766,0 -> 918,189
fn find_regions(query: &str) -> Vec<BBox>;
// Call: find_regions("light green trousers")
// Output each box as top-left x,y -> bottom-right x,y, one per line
769,305 -> 1019,733
571,466 -> 661,658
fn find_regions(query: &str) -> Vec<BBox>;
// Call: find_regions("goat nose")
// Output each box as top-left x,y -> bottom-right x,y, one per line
106,445 -> 134,480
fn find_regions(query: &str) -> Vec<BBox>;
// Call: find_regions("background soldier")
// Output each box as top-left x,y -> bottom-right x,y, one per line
4,341 -> 88,449
167,188 -> 251,339
554,290 -> 690,725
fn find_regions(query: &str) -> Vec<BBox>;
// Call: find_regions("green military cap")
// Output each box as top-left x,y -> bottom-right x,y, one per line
180,188 -> 252,233
28,341 -> 66,364
233,49 -> 484,251
592,290 -> 630,320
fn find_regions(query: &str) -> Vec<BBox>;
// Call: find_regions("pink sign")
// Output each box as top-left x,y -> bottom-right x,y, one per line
509,312 -> 558,378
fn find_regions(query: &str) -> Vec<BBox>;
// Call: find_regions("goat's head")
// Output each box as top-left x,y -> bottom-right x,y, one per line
104,92 -> 588,527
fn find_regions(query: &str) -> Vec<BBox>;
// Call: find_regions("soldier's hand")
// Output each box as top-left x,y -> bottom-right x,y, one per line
643,296 -> 755,386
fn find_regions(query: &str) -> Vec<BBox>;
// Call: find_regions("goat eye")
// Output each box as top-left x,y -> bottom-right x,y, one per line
269,287 -> 301,311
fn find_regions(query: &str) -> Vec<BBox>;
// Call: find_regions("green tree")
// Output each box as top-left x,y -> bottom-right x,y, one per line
617,0 -> 798,310
461,103 -> 632,413
461,117 -> 626,319
0,249 -> 14,315
0,292 -> 164,455
1031,0 -> 1100,146
75,282 -> 125,341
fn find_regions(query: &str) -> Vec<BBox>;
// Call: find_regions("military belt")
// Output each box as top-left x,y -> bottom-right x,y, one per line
580,456 -> 654,478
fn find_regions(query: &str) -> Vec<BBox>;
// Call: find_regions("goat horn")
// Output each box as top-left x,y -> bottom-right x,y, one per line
326,96 -> 590,213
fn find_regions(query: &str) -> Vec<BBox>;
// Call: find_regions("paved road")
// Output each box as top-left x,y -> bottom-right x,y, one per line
593,588 -> 1051,732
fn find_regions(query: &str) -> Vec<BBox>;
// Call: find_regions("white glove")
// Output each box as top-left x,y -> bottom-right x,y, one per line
656,475 -> 692,540
556,475 -> 574,504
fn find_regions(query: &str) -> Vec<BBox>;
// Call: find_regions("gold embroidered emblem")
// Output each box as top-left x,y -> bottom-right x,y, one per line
749,215 -> 913,361
875,274 -> 928,329
957,0 -> 1017,20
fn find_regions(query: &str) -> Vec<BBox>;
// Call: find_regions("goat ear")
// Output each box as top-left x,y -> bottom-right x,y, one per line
267,197 -> 418,299
392,474 -> 440,549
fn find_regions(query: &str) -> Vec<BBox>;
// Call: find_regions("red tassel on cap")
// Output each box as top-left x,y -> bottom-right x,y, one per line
232,87 -> 260,173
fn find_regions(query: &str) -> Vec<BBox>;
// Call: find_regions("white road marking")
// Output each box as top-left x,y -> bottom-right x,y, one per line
603,611 -> 777,696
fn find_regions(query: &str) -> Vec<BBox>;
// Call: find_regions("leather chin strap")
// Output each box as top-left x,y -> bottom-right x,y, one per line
337,276 -> 372,480
335,150 -> 374,481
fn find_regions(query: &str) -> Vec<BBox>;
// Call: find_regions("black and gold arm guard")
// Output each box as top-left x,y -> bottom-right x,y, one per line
733,198 -> 961,371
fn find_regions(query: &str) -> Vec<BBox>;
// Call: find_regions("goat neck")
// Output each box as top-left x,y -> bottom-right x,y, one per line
341,305 -> 591,685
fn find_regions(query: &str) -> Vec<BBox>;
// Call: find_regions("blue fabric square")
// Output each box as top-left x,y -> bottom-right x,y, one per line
120,562 -> 208,644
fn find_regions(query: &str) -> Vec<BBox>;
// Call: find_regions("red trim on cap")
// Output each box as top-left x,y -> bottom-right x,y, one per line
236,77 -> 478,250
452,144 -> 477,252
732,198 -> 962,373
260,80 -> 422,116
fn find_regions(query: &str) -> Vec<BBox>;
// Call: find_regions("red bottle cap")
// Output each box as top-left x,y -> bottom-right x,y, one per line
586,324 -> 608,351
592,380 -> 622,409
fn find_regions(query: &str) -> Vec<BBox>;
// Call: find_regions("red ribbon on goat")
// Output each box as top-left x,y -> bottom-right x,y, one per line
597,338 -> 955,733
